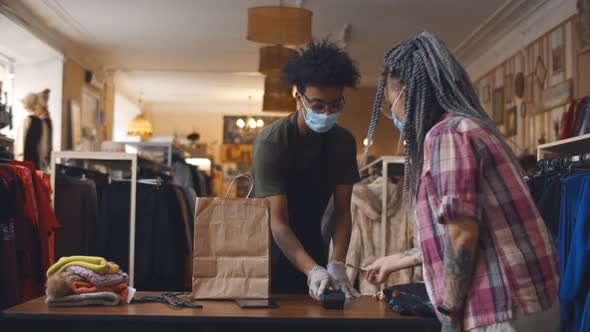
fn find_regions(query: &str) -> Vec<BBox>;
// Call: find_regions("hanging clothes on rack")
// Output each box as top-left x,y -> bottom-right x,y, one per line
54,173 -> 99,258
346,177 -> 421,295
0,158 -> 58,309
96,181 -> 188,292
528,153 -> 590,331
559,97 -> 590,140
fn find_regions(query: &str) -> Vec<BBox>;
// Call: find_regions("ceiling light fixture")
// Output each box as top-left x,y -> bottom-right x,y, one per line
236,118 -> 246,128
259,45 -> 297,75
257,119 -> 264,127
248,118 -> 257,129
263,73 -> 296,112
247,6 -> 312,45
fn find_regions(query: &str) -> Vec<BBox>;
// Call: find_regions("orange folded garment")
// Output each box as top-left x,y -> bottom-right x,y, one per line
71,281 -> 129,302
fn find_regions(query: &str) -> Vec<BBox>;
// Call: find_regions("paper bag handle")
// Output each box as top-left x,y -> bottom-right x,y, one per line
224,173 -> 254,198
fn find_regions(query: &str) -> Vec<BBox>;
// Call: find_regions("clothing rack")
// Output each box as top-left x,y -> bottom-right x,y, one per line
536,152 -> 590,175
358,156 -> 404,259
50,151 -> 138,288
119,141 -> 186,167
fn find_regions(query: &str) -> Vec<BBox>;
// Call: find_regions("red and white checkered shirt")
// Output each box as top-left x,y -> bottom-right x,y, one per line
416,114 -> 559,330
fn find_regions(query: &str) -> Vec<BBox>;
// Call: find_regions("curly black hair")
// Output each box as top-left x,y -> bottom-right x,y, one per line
282,40 -> 360,92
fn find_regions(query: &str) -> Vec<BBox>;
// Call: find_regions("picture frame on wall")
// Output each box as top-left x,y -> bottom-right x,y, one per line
482,85 -> 491,104
504,74 -> 514,103
505,106 -> 517,137
552,46 -> 564,75
492,88 -> 504,125
523,73 -> 536,104
515,72 -> 525,99
577,0 -> 590,54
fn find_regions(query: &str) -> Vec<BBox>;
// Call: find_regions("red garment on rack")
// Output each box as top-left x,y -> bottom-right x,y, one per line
1,165 -> 42,302
559,99 -> 582,140
37,170 -> 59,267
12,160 -> 60,274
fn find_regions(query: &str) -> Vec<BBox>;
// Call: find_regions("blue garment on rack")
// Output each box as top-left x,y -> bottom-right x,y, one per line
581,291 -> 590,332
559,173 -> 590,332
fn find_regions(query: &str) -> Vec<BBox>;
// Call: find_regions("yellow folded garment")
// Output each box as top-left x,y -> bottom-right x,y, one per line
47,256 -> 119,277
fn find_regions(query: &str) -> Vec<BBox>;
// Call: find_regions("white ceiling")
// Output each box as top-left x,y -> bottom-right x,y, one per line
15,0 -> 508,113
0,13 -> 61,65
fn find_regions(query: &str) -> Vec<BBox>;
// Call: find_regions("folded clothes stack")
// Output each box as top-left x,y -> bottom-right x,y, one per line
45,256 -> 129,307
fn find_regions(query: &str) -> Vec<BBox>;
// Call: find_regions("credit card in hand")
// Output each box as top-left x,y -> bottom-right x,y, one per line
346,263 -> 368,272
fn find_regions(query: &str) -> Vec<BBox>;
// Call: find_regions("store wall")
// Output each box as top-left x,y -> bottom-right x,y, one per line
145,111 -> 224,159
466,0 -> 588,100
466,0 -> 578,81
144,86 -> 398,162
13,57 -> 63,151
62,58 -> 105,150
464,0 -> 590,155
341,87 -> 401,158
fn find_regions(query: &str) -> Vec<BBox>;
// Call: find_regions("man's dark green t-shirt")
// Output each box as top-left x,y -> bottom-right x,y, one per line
252,111 -> 360,294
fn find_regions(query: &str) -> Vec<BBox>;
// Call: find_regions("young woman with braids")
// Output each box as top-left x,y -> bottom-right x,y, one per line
362,32 -> 559,332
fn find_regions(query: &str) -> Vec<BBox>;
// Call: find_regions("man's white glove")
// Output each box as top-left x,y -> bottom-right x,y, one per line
307,265 -> 336,301
327,261 -> 361,299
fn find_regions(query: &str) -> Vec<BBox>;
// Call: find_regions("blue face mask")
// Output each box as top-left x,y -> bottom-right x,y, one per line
393,114 -> 404,132
389,86 -> 405,132
303,106 -> 340,134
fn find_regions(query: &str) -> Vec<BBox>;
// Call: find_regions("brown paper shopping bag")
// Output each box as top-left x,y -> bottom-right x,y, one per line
192,174 -> 270,299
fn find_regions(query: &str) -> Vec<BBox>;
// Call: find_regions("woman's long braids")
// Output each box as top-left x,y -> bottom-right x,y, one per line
363,32 -> 518,205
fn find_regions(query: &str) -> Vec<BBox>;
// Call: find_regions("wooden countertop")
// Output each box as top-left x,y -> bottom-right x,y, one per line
2,292 -> 442,331
4,292 -> 416,322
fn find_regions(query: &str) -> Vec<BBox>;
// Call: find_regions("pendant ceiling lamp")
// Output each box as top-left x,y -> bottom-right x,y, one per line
127,95 -> 153,141
127,114 -> 153,141
263,73 -> 296,112
247,6 -> 312,45
259,45 -> 297,75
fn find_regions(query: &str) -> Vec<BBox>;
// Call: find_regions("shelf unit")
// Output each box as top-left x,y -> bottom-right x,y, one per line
537,133 -> 590,159
119,141 -> 180,166
0,135 -> 13,152
50,151 -> 138,288
358,155 -> 404,258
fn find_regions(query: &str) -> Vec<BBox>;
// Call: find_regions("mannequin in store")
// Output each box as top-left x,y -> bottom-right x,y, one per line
362,32 -> 559,332
36,89 -> 52,171
252,40 -> 361,300
15,92 -> 42,169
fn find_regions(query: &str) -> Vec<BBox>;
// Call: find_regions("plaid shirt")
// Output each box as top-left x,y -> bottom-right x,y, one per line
416,114 -> 559,330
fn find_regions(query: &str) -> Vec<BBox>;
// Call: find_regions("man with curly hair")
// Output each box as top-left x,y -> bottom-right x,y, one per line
252,41 -> 361,300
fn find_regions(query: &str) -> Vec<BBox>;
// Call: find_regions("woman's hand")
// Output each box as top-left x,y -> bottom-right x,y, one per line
362,256 -> 397,285
362,248 -> 422,285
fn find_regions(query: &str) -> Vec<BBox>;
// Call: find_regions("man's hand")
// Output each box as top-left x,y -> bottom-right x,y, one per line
327,261 -> 360,299
308,265 -> 336,301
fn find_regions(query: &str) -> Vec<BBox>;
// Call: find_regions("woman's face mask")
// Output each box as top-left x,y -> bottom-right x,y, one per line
385,86 -> 405,132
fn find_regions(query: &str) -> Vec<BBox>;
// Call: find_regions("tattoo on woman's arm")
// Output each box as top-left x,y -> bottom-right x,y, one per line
400,247 -> 420,258
443,235 -> 475,308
